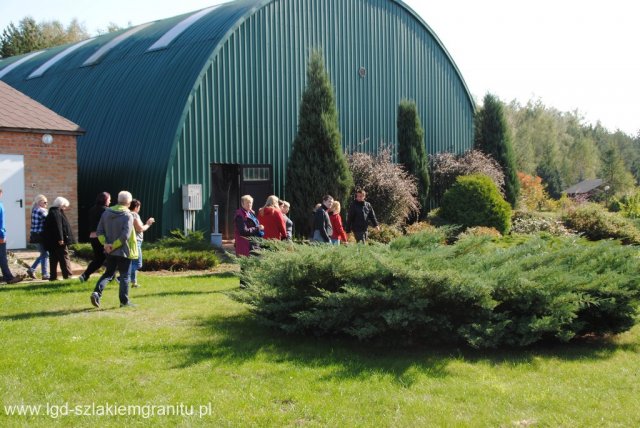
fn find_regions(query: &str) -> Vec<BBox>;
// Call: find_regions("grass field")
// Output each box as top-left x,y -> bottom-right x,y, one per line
1,272 -> 639,427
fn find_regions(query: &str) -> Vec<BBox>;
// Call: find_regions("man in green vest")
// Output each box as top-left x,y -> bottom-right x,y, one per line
90,190 -> 138,308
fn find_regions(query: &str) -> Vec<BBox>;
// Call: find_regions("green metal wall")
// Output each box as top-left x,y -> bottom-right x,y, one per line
164,0 -> 474,233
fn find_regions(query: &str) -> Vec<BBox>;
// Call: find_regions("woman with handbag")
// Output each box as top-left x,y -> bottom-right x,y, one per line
27,194 -> 49,280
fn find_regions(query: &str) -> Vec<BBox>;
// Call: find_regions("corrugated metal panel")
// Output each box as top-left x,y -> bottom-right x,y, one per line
0,0 -> 473,239
165,0 -> 474,232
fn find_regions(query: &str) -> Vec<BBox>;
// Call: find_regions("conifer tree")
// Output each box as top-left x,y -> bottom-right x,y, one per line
397,99 -> 430,219
474,93 -> 520,207
286,50 -> 353,237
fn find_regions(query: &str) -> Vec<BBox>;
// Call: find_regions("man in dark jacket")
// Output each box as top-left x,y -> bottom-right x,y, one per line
90,191 -> 137,309
345,189 -> 379,243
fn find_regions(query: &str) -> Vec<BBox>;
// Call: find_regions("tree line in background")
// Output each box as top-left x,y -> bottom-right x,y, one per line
506,99 -> 639,198
0,17 -> 121,59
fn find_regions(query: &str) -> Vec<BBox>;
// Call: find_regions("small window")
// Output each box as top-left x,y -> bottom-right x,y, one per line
243,167 -> 270,181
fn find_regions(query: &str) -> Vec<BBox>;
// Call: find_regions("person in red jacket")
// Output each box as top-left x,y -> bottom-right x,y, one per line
328,200 -> 348,245
257,195 -> 287,240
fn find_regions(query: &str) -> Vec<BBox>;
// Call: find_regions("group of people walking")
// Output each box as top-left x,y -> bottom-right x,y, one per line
0,187 -> 153,307
88,190 -> 153,308
312,189 -> 380,244
234,189 -> 379,257
234,195 -> 293,256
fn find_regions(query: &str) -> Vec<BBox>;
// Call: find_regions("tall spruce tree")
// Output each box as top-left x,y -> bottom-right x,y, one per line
397,99 -> 430,219
286,50 -> 353,237
474,93 -> 520,207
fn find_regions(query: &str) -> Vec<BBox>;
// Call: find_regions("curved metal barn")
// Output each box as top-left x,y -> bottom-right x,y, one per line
0,0 -> 474,239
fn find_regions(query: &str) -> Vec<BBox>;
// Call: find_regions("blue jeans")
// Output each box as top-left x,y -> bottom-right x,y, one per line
0,241 -> 15,282
330,239 -> 341,245
129,240 -> 143,284
30,243 -> 49,278
93,255 -> 132,305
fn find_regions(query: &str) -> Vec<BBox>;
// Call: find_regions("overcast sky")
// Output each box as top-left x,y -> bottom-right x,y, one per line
1,0 -> 638,136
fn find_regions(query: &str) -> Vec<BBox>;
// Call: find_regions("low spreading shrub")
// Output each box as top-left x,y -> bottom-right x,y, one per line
457,226 -> 501,240
563,203 -> 640,244
402,221 -> 437,235
147,230 -> 212,251
439,174 -> 512,234
232,233 -> 640,348
142,247 -> 218,271
72,230 -> 219,271
510,211 -> 572,236
367,224 -> 403,244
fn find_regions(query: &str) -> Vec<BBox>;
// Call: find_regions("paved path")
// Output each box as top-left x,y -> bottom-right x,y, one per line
4,249 -> 87,283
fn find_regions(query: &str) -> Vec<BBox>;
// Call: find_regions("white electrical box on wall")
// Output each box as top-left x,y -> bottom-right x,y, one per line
182,184 -> 202,210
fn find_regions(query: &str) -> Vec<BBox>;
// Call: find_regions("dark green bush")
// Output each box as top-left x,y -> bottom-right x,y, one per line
563,203 -> 640,244
70,243 -> 93,260
73,230 -> 219,270
147,229 -> 212,251
439,174 -> 512,234
142,247 -> 218,271
232,234 -> 640,348
144,230 -> 218,270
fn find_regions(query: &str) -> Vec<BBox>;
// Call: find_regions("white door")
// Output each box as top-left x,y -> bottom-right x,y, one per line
0,154 -> 26,249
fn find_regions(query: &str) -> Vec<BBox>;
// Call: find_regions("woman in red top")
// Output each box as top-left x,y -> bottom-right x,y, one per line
257,195 -> 287,240
329,201 -> 348,245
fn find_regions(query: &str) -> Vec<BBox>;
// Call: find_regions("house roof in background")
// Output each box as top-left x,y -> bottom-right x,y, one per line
0,81 -> 83,134
563,178 -> 604,195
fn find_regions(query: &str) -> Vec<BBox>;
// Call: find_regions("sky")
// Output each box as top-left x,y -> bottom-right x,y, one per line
1,0 -> 638,136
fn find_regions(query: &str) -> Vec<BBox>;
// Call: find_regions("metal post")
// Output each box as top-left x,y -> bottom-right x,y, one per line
211,204 -> 223,247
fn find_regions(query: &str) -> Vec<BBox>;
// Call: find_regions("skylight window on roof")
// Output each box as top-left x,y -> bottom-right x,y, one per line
83,23 -> 154,67
28,38 -> 95,79
147,5 -> 221,52
0,51 -> 44,79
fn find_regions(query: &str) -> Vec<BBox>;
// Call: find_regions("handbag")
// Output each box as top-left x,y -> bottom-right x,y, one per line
29,231 -> 42,244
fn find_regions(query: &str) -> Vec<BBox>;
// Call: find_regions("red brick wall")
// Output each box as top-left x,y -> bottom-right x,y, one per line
0,130 -> 79,243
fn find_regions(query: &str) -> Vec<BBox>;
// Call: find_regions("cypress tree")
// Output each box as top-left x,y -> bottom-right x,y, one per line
397,99 -> 430,219
474,93 -> 520,207
285,50 -> 353,237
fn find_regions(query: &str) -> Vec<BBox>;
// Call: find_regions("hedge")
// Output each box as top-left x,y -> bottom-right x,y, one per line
232,230 -> 640,348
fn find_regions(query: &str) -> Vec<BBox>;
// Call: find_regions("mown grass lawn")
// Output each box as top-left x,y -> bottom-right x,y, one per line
1,272 -> 639,427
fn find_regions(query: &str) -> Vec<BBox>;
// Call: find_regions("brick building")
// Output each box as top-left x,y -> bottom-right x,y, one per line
0,81 -> 84,249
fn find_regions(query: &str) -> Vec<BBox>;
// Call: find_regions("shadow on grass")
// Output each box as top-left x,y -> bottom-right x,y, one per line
137,310 -> 639,386
142,271 -> 238,280
0,307 -> 93,321
137,290 -> 230,299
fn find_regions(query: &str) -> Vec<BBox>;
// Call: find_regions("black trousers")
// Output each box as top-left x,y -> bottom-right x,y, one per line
49,244 -> 72,280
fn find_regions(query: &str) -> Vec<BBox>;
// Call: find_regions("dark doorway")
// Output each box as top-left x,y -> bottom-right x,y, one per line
210,164 -> 273,239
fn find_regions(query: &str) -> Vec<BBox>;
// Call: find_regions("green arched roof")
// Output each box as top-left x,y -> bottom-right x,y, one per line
0,0 -> 474,239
